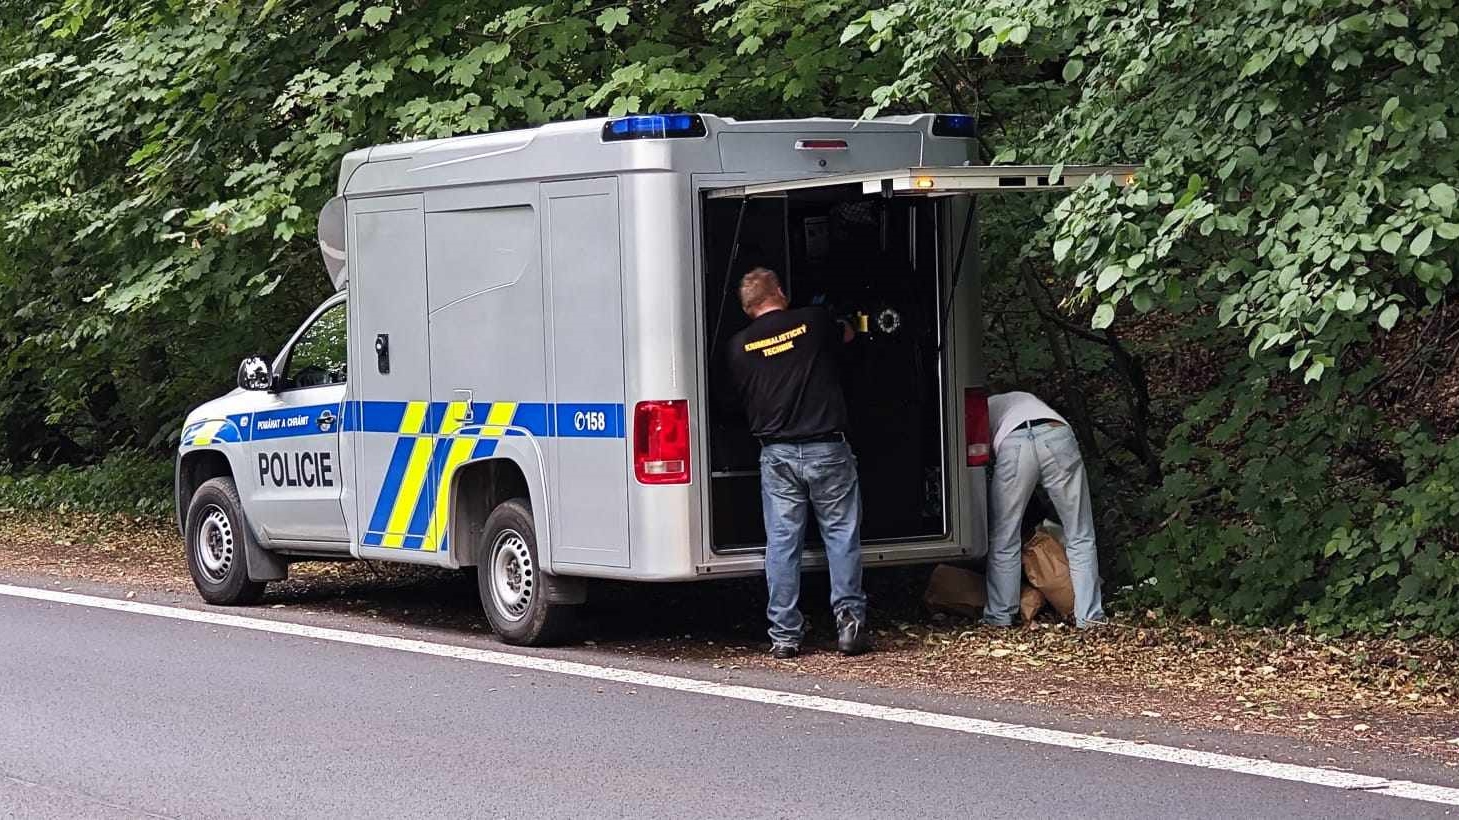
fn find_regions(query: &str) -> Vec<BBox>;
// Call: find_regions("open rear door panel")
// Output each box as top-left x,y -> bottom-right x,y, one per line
699,163 -> 1136,556
707,165 -> 1139,200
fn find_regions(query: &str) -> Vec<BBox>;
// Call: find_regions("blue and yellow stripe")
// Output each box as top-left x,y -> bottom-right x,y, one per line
359,400 -> 583,553
182,398 -> 624,554
181,417 -> 246,446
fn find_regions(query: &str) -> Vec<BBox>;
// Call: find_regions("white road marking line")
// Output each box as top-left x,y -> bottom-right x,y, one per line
3,583 -> 1456,807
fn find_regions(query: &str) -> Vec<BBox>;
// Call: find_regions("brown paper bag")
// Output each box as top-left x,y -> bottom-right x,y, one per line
1020,584 -> 1047,622
1022,530 -> 1075,617
923,564 -> 987,619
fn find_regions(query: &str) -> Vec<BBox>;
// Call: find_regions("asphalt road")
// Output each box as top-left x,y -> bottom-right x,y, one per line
0,592 -> 1452,820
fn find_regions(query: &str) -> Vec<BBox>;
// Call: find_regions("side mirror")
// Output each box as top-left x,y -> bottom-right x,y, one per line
237,356 -> 273,391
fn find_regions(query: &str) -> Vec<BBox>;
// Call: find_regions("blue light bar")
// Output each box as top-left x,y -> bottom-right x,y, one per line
932,114 -> 978,138
602,114 -> 708,141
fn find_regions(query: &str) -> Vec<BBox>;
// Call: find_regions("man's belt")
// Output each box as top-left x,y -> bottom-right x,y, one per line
758,431 -> 846,445
1018,418 -> 1064,430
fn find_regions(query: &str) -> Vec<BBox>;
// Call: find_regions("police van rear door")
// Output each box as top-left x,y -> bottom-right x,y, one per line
701,164 -> 1136,559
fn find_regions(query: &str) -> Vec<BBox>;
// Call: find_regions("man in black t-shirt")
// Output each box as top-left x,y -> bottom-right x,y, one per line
727,268 -> 869,659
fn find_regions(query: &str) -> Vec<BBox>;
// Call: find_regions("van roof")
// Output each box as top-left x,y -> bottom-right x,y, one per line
337,113 -> 957,196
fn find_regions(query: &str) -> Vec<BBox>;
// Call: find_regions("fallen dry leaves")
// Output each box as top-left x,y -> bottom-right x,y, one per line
641,613 -> 1459,764
0,509 -> 417,594
2,509 -> 1456,763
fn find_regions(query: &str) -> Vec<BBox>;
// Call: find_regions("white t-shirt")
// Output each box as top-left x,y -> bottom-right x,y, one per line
987,391 -> 1068,455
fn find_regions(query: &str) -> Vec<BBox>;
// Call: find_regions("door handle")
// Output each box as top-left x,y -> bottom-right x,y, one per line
453,389 -> 474,423
317,409 -> 337,431
374,333 -> 390,374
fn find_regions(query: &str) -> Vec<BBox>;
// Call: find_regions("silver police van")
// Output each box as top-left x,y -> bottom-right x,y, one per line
175,112 -> 1134,644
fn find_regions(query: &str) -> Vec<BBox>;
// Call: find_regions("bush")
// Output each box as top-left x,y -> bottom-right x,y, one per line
1122,362 -> 1459,638
0,450 -> 173,518
850,0 -> 1459,638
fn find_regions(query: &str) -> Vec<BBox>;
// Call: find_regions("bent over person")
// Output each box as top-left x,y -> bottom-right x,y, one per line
727,267 -> 870,658
983,391 -> 1107,628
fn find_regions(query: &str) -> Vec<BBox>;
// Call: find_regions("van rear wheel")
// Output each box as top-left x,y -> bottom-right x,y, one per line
477,497 -> 577,646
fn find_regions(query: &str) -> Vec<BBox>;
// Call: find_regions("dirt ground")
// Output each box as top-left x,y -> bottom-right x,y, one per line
2,509 -> 1456,766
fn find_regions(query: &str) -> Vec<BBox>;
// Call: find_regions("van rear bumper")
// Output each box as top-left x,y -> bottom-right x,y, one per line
693,541 -> 975,579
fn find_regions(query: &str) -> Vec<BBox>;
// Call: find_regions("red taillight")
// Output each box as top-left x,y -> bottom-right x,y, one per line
634,400 -> 690,485
795,139 -> 849,150
964,387 -> 990,467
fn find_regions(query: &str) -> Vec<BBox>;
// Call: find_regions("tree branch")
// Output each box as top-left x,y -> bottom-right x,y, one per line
1021,262 -> 1163,484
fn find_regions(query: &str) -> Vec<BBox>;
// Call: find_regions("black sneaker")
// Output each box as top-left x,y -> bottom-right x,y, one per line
836,611 -> 871,656
770,643 -> 800,659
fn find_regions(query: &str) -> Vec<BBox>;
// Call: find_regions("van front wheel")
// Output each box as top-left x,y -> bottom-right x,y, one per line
477,498 -> 576,646
184,477 -> 266,605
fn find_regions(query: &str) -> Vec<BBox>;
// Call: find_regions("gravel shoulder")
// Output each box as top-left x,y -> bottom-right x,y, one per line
1,509 -> 1455,767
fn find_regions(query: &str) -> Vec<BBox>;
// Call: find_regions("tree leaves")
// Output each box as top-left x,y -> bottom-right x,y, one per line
0,0 -> 898,461
848,0 -> 1459,390
360,5 -> 391,27
596,7 -> 629,34
1410,227 -> 1434,257
1431,183 -> 1456,210
835,0 -> 1459,638
1095,263 -> 1124,292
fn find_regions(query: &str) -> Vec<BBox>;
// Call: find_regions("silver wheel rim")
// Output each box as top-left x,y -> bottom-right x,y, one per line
488,529 -> 534,622
195,505 -> 234,584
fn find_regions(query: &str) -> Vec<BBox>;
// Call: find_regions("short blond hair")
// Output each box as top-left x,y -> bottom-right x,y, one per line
739,267 -> 784,314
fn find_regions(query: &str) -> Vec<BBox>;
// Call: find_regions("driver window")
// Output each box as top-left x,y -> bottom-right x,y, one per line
281,303 -> 347,390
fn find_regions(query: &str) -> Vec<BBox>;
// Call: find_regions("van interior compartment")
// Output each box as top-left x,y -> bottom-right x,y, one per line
703,188 -> 948,552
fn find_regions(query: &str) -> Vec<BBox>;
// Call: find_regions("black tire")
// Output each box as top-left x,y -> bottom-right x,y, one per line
477,497 -> 577,646
184,477 -> 266,605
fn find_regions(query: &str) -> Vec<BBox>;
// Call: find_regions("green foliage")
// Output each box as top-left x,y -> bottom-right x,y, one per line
0,451 -> 173,517
1136,364 -> 1459,637
0,0 -> 891,463
855,0 -> 1458,376
2,0 -> 1456,636
853,0 -> 1459,635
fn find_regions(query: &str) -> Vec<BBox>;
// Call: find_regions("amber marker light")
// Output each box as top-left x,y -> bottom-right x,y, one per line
914,176 -> 936,189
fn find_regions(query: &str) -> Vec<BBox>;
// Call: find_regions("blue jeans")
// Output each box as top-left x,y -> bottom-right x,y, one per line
984,424 -> 1106,628
760,440 -> 867,645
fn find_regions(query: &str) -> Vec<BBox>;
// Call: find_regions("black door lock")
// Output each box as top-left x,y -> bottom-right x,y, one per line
374,333 -> 390,374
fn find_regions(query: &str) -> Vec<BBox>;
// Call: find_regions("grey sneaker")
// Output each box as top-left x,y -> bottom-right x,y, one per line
770,642 -> 800,659
836,611 -> 871,656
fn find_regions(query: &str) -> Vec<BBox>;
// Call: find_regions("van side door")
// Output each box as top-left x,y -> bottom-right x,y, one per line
541,178 -> 631,567
244,297 -> 349,547
347,194 -> 441,558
